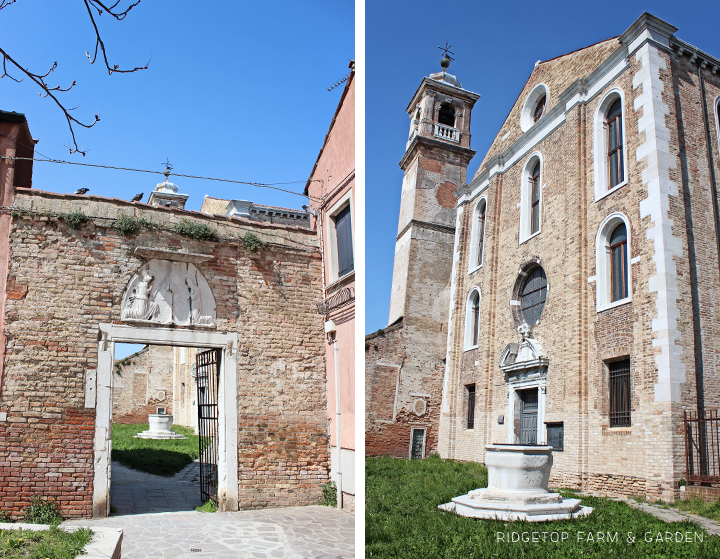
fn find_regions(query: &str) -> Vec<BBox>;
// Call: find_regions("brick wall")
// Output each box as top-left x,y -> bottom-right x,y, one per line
0,190 -> 327,517
112,345 -> 175,424
440,23 -> 720,502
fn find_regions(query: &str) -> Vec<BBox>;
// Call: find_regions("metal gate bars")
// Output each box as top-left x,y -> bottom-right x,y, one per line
196,348 -> 221,503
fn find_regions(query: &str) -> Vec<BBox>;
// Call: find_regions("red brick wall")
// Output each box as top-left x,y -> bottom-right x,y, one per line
0,190 -> 327,517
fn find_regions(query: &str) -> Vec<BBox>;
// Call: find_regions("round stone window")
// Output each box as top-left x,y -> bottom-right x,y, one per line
511,262 -> 548,328
520,267 -> 547,326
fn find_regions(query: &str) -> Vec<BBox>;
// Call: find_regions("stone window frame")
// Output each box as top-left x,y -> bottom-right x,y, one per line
519,152 -> 544,245
594,88 -> 629,201
509,258 -> 549,328
605,357 -> 632,429
409,427 -> 427,460
324,190 -> 355,284
464,287 -> 482,351
595,212 -> 633,312
468,196 -> 488,274
520,83 -> 550,132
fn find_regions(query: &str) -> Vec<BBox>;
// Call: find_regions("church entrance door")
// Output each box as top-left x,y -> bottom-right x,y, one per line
519,389 -> 538,445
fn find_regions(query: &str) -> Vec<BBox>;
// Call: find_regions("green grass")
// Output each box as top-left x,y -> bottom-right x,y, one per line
195,500 -> 217,513
111,423 -> 199,477
0,526 -> 92,559
667,496 -> 720,522
366,455 -> 720,558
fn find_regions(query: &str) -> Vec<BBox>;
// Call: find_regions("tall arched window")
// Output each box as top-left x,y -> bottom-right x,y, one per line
595,213 -> 632,310
607,99 -> 624,189
469,198 -> 487,272
609,222 -> 628,302
476,201 -> 486,267
464,289 -> 481,349
520,154 -> 543,243
438,103 -> 455,126
530,161 -> 541,235
594,90 -> 627,200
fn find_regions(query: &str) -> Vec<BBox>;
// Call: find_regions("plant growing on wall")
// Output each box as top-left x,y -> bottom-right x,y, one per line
114,214 -> 155,236
241,232 -> 264,252
65,210 -> 90,229
174,219 -> 219,242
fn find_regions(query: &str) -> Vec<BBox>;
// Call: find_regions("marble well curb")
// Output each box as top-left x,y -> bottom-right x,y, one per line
0,522 -> 122,559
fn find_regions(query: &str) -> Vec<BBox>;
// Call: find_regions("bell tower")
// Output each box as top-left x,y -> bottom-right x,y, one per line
388,55 -> 479,325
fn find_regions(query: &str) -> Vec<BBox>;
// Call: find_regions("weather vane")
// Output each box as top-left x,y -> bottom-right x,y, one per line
438,42 -> 454,70
162,158 -> 173,180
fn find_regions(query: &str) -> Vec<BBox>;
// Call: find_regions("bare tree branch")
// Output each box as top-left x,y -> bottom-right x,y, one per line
0,0 -> 147,155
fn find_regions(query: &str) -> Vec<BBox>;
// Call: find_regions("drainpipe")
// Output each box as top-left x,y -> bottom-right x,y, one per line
333,335 -> 343,509
325,322 -> 342,509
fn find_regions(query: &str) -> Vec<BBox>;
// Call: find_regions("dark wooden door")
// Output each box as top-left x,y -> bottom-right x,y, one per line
519,389 -> 538,445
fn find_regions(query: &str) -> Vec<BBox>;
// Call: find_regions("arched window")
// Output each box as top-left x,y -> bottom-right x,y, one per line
438,103 -> 455,126
521,84 -> 549,132
607,99 -> 624,189
595,213 -> 632,310
520,154 -> 543,243
520,267 -> 547,326
469,198 -> 487,272
594,90 -> 627,200
609,222 -> 628,302
476,201 -> 486,267
530,161 -> 541,235
464,289 -> 481,349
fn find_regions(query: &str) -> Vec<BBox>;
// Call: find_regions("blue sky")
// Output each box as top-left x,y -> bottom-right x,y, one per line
365,0 -> 720,334
1,1 -> 353,212
1,1 -> 353,360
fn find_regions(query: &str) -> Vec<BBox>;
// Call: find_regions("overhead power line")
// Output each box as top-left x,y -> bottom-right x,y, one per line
0,154 -> 322,202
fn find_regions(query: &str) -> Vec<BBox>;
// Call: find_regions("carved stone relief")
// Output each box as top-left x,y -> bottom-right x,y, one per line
121,259 -> 217,328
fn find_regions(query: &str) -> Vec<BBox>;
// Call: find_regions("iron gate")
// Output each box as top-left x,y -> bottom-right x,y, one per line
196,348 -> 221,503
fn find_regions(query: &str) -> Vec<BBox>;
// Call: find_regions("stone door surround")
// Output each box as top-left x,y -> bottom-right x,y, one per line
93,323 -> 238,518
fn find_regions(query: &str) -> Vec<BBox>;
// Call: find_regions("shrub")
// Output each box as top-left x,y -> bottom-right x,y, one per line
318,481 -> 337,507
65,210 -> 90,230
0,510 -> 11,523
22,496 -> 63,525
241,232 -> 264,252
174,219 -> 219,242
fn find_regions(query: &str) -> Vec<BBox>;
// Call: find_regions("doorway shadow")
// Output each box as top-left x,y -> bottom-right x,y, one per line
110,459 -> 204,515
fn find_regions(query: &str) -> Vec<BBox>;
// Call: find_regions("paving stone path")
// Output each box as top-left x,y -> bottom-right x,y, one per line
624,499 -> 720,536
62,461 -> 354,558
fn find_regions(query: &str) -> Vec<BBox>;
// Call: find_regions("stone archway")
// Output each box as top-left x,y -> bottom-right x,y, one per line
91,256 -> 238,518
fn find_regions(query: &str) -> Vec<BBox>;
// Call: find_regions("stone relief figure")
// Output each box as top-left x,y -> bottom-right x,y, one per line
121,260 -> 216,327
121,272 -> 159,321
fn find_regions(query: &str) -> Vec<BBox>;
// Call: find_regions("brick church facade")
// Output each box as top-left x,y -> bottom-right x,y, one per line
367,13 -> 720,501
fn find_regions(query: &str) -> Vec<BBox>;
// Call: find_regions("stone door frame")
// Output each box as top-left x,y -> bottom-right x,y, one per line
93,322 -> 238,518
506,373 -> 546,445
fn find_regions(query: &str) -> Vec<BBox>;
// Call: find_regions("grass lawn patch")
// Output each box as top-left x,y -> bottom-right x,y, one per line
195,501 -> 217,513
366,455 -> 720,558
111,423 -> 199,477
665,496 -> 720,522
0,526 -> 92,559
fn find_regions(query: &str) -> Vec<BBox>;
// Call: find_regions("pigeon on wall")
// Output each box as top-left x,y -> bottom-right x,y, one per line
74,188 -> 89,195
131,193 -> 144,202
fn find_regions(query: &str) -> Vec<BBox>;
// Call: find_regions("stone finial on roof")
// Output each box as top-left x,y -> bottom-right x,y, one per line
148,159 -> 189,209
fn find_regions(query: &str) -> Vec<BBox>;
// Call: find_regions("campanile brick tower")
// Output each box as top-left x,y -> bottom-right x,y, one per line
388,62 -> 479,326
365,58 -> 478,458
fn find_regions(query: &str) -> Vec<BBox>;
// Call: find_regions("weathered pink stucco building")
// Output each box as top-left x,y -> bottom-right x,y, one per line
305,62 -> 356,509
